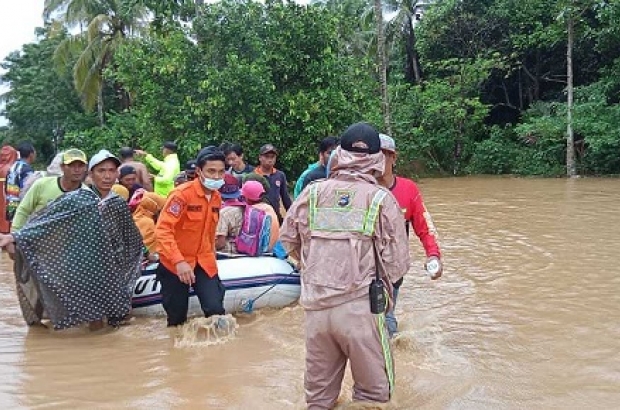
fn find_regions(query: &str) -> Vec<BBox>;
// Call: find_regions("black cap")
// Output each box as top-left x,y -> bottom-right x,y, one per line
163,141 -> 177,152
185,160 -> 197,171
259,144 -> 278,155
340,123 -> 381,154
119,165 -> 137,178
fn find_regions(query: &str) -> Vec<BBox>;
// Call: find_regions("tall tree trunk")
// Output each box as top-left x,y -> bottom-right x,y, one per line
97,86 -> 105,126
405,14 -> 422,84
374,0 -> 392,135
566,15 -> 577,177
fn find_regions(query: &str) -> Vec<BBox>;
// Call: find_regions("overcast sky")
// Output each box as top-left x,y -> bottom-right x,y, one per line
0,0 -> 311,126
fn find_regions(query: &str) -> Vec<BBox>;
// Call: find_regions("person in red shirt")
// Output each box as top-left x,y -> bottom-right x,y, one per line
378,134 -> 443,337
155,146 -> 226,326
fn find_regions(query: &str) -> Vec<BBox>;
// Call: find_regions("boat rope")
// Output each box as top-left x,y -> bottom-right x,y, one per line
241,267 -> 298,313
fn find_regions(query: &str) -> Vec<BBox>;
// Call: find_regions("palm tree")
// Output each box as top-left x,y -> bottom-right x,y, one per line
384,0 -> 422,84
44,0 -> 147,125
364,0 -> 423,84
374,0 -> 392,134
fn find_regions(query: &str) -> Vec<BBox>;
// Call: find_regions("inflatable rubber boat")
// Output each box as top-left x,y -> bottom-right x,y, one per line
132,254 -> 300,315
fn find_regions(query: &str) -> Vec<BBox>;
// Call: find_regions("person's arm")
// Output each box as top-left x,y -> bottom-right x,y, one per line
409,184 -> 441,258
144,154 -> 164,172
11,180 -> 40,232
137,164 -> 153,191
280,189 -> 308,261
154,192 -> 187,269
155,156 -> 179,187
280,172 -> 292,210
215,210 -> 230,251
294,167 -> 313,199
140,220 -> 157,251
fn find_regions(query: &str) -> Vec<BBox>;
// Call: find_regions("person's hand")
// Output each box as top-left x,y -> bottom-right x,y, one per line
5,242 -> 15,260
134,149 -> 147,156
425,256 -> 443,280
0,234 -> 15,248
176,261 -> 195,285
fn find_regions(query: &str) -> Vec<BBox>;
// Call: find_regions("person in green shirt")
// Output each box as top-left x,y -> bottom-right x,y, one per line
10,149 -> 88,233
136,141 -> 180,197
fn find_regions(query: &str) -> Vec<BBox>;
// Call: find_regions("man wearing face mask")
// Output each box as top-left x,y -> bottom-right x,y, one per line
155,146 -> 226,326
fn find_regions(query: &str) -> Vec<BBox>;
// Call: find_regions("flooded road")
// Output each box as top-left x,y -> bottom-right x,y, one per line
0,176 -> 619,409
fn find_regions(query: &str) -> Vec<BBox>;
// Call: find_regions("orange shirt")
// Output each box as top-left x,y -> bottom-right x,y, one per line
155,178 -> 221,277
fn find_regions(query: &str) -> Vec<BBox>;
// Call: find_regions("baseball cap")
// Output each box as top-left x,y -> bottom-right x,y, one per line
119,165 -> 137,178
185,160 -> 197,172
340,123 -> 381,154
220,174 -> 241,199
259,144 -> 278,155
241,180 -> 265,202
379,134 -> 396,153
61,148 -> 88,165
89,149 -> 121,171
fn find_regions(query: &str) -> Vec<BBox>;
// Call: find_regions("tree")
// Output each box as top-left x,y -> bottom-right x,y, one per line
374,0 -> 392,134
0,26 -> 95,159
44,0 -> 147,124
384,0 -> 422,83
559,0 -> 599,177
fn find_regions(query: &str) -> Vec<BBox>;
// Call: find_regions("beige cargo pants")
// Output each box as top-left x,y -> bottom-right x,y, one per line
304,297 -> 394,410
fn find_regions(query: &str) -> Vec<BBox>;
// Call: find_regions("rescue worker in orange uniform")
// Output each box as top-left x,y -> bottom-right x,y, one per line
155,146 -> 226,326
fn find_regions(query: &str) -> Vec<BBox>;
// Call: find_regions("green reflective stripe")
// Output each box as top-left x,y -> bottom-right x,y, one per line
309,183 -> 318,229
376,312 -> 394,396
363,190 -> 387,236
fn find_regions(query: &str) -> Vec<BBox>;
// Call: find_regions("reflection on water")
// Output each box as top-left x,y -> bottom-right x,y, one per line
0,177 -> 619,409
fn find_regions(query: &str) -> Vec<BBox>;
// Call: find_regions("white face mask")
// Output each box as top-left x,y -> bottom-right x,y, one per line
201,177 -> 224,191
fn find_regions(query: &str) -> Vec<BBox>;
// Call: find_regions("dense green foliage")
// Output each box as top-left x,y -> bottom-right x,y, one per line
2,0 -> 620,177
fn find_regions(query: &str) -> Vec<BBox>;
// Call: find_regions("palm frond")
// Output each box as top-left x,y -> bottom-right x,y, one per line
43,0 -> 69,20
87,13 -> 112,41
53,34 -> 87,73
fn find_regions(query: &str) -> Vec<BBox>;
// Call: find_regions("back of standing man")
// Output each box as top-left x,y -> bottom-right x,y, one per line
119,147 -> 153,192
253,144 -> 291,224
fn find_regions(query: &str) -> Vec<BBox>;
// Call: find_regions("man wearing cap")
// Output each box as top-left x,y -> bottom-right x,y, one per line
0,148 -> 143,330
173,160 -> 197,187
88,150 -> 122,200
2,148 -> 89,326
119,147 -> 153,191
378,134 -> 443,337
10,149 -> 88,233
253,144 -> 292,224
136,141 -> 180,197
155,146 -> 227,326
280,122 -> 410,409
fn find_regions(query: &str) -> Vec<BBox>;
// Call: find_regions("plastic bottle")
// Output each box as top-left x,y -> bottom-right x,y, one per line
426,257 -> 441,279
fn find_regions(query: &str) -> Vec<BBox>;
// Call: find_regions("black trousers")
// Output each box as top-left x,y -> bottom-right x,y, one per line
156,263 -> 226,326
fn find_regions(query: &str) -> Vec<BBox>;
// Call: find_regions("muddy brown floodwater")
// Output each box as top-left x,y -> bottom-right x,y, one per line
0,176 -> 618,409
